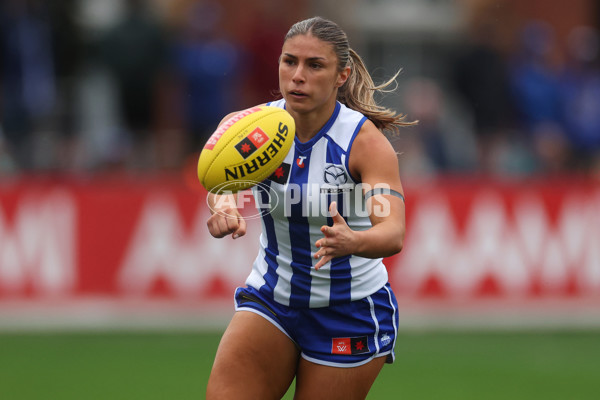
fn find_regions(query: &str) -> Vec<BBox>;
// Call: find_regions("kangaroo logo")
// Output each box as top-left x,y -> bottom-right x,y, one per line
380,333 -> 391,346
323,164 -> 348,185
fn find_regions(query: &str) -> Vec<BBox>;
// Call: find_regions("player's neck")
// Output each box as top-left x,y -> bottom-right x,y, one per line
293,101 -> 337,143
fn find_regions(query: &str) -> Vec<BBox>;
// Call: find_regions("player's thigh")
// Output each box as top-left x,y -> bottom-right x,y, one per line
206,310 -> 299,400
293,356 -> 386,400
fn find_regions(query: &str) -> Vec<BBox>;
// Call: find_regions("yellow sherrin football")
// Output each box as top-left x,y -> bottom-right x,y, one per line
197,106 -> 295,193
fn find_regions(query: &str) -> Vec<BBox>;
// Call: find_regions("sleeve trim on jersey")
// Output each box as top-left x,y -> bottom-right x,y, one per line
345,115 -> 368,183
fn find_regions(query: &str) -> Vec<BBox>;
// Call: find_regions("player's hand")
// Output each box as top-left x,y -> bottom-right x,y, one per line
314,202 -> 356,270
207,206 -> 247,239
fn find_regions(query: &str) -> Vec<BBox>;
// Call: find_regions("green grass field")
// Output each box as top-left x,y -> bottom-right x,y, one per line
1,330 -> 599,399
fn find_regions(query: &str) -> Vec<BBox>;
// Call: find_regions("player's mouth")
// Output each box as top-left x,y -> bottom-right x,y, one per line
288,90 -> 308,99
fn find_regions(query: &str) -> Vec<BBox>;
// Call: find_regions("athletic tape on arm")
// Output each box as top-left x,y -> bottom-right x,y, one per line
364,188 -> 405,202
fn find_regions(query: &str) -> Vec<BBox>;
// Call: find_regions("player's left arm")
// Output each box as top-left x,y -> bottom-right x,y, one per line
314,120 -> 405,269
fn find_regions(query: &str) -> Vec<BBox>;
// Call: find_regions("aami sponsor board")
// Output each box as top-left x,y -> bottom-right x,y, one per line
0,176 -> 599,326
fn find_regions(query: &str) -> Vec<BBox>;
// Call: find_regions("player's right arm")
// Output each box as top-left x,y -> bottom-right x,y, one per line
204,110 -> 251,239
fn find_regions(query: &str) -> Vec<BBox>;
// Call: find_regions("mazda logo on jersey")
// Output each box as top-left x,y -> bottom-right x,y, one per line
323,164 -> 348,185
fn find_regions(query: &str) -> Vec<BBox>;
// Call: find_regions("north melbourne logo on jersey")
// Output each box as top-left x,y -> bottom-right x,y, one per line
235,127 -> 269,159
323,164 -> 348,185
331,336 -> 370,355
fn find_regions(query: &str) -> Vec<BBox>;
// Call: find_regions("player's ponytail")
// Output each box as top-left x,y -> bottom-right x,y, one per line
339,49 -> 415,133
284,16 -> 416,133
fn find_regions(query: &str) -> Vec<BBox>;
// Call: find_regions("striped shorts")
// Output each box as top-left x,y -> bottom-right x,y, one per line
234,283 -> 399,367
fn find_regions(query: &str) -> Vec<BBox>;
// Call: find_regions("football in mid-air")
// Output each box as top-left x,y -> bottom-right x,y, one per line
197,106 -> 295,193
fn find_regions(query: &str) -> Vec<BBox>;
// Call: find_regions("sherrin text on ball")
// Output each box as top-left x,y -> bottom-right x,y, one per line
197,106 -> 295,193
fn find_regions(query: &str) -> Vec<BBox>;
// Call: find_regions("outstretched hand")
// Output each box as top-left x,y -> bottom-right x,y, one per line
314,202 -> 357,270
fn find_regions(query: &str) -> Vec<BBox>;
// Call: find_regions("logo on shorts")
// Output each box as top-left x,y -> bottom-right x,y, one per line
380,333 -> 391,346
331,336 -> 370,355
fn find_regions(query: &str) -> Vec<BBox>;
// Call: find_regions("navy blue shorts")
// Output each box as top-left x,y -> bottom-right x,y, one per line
234,283 -> 399,367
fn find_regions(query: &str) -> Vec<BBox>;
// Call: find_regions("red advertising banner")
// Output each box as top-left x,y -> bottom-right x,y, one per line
1,175 -> 599,327
392,177 -> 600,300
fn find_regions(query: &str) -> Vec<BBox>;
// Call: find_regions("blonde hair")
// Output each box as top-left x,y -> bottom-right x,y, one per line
285,17 -> 416,133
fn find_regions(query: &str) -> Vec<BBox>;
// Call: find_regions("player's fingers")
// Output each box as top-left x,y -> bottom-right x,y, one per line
315,254 -> 332,270
207,214 -> 225,238
214,217 -> 231,236
329,201 -> 338,217
207,220 -> 219,237
321,225 -> 337,238
212,210 -> 235,235
329,202 -> 345,224
232,216 -> 247,239
314,244 -> 336,259
313,245 -> 326,259
209,222 -> 228,238
224,213 -> 240,234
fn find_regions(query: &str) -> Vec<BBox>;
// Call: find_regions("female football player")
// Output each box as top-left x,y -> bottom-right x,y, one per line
205,16 -> 414,400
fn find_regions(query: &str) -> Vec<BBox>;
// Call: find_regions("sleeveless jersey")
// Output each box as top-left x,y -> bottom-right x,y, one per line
246,99 -> 389,308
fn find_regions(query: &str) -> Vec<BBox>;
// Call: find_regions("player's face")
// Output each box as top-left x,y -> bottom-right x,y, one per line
279,34 -> 349,115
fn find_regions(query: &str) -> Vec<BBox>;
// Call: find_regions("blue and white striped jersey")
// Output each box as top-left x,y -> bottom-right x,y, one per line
247,99 -> 389,308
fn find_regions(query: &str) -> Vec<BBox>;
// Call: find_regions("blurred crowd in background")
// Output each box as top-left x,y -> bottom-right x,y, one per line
0,0 -> 599,179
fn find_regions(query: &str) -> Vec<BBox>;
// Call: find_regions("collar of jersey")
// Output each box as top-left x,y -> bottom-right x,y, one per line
286,101 -> 341,152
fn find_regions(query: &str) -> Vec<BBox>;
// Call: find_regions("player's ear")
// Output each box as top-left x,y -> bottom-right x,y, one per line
336,66 -> 351,88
